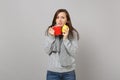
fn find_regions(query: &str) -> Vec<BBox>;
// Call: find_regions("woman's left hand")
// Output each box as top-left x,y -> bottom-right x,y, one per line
62,27 -> 69,40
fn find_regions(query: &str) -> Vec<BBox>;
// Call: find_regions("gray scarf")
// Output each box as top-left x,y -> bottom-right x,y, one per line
51,36 -> 73,67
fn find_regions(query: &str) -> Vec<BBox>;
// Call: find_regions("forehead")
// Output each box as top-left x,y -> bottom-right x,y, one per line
57,12 -> 66,17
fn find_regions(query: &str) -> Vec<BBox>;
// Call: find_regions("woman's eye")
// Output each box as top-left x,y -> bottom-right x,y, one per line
56,16 -> 65,19
61,16 -> 65,19
56,16 -> 59,19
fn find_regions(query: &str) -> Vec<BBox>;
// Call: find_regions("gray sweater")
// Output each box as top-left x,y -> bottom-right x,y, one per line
44,30 -> 79,72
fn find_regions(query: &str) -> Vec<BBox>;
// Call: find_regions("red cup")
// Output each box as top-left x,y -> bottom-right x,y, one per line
53,26 -> 62,36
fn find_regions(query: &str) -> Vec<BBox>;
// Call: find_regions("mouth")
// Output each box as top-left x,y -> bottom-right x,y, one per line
57,23 -> 63,26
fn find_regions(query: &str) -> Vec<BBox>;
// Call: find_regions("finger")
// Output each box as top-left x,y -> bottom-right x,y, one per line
62,32 -> 65,35
64,29 -> 68,33
49,28 -> 53,32
49,28 -> 51,31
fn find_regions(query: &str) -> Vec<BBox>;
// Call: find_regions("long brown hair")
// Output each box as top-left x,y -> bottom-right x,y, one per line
46,9 -> 79,40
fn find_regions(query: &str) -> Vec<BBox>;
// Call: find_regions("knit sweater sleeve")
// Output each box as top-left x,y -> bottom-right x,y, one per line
44,34 -> 55,55
63,31 -> 79,57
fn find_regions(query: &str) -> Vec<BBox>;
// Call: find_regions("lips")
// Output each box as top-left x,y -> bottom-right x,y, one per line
57,23 -> 62,26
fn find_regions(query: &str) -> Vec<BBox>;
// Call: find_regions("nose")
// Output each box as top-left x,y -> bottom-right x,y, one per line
58,18 -> 62,22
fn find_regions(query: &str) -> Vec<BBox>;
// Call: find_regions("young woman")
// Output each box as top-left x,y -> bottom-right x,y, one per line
44,9 -> 79,80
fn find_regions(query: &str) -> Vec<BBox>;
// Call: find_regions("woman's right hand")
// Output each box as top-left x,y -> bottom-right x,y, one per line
48,27 -> 54,36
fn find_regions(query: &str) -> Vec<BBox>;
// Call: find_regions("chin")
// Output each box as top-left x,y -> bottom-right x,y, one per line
60,24 -> 64,26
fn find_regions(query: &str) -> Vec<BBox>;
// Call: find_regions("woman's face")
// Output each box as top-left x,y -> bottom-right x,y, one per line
55,12 -> 67,27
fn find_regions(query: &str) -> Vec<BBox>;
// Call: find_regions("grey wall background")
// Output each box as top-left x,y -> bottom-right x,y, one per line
0,0 -> 120,80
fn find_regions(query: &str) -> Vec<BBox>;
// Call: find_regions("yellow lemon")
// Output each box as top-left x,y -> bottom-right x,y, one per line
62,25 -> 69,32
